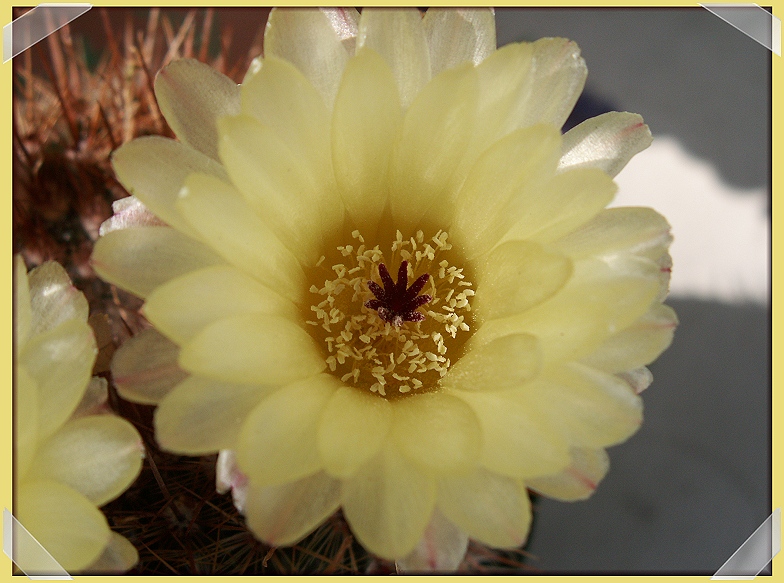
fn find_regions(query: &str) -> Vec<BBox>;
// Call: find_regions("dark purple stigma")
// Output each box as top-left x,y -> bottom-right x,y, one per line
365,261 -> 432,327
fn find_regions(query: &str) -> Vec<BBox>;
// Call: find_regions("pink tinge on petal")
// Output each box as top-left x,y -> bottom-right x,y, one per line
558,112 -> 652,178
647,309 -> 679,331
113,362 -> 183,393
566,467 -> 597,492
216,450 -> 249,514
71,377 -> 112,418
322,7 -> 359,41
99,197 -> 167,236
617,367 -> 654,395
616,120 -> 646,140
111,328 -> 190,405
26,260 -> 89,337
526,447 -> 610,501
395,509 -> 469,572
656,253 -> 673,301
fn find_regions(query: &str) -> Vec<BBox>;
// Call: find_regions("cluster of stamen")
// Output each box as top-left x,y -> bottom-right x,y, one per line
305,230 -> 474,397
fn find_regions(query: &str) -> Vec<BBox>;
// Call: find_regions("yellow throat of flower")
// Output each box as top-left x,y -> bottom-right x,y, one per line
305,228 -> 475,399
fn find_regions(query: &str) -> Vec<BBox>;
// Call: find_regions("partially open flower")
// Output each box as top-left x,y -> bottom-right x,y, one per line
15,257 -> 143,573
94,8 -> 676,569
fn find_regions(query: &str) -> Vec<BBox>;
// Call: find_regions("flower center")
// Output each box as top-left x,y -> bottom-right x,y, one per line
305,229 -> 475,398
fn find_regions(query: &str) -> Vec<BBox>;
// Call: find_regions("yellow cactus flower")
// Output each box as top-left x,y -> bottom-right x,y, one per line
14,256 -> 143,573
93,8 -> 676,569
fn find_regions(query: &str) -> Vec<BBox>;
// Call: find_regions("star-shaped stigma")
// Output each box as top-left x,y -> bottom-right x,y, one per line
365,261 -> 433,327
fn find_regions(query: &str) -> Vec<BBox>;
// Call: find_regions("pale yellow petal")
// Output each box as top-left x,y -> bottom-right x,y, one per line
244,471 -> 341,547
423,8 -> 496,76
552,206 -> 673,262
111,327 -> 187,405
20,318 -> 95,440
29,415 -> 142,506
83,532 -> 138,574
92,226 -> 225,299
391,392 -> 480,474
176,173 -> 305,302
559,112 -> 652,177
237,374 -> 339,486
501,167 -> 617,247
527,363 -> 643,448
389,63 -> 477,232
475,255 -> 661,364
452,125 -> 562,258
342,442 -> 436,560
478,38 -> 585,139
452,388 -> 570,479
450,38 -> 584,192
179,314 -> 325,386
613,252 -> 671,306
395,509 -> 468,572
517,37 -> 586,127
110,137 -> 226,237
144,265 -> 299,346
240,56 -> 346,233
155,376 -> 269,455
15,255 -> 32,345
154,59 -> 241,160
16,367 -> 38,479
437,468 -> 531,549
526,447 -> 610,501
27,260 -> 88,338
442,333 -> 540,392
459,37 -> 582,168
17,479 -> 110,572
358,8 -> 430,109
241,56 -> 333,188
581,303 -> 678,372
263,7 -> 351,107
317,385 -> 392,479
332,48 -> 401,230
470,42 -> 533,149
241,55 -> 347,234
473,240 -> 572,320
217,114 -> 332,264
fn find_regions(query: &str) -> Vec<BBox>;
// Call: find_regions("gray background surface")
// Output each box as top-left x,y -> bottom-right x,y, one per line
495,8 -> 771,574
